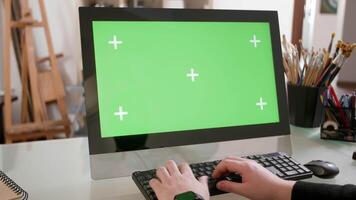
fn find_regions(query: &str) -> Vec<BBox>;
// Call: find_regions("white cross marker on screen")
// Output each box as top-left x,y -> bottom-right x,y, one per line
108,35 -> 123,50
114,106 -> 128,121
187,68 -> 199,82
256,97 -> 267,110
249,35 -> 261,48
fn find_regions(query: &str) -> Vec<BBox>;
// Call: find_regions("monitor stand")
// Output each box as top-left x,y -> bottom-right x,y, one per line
90,134 -> 292,179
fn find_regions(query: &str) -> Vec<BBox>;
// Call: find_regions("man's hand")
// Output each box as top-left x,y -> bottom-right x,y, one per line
149,160 -> 210,200
212,156 -> 296,200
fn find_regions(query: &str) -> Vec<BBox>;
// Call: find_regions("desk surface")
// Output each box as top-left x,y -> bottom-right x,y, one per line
0,126 -> 355,200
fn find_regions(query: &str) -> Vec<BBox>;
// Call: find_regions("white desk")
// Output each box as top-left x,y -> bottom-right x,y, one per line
0,126 -> 355,200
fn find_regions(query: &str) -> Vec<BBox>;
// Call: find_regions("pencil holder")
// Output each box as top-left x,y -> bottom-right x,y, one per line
287,84 -> 326,127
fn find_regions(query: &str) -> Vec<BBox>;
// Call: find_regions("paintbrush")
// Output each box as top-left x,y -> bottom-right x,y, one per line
327,32 -> 336,54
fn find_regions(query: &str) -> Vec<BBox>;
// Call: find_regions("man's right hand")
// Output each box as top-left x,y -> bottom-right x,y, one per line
212,156 -> 296,200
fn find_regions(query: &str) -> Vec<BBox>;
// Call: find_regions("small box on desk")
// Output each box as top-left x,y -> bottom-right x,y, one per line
321,106 -> 356,142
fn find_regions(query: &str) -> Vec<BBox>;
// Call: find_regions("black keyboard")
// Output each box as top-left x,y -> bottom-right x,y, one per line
132,152 -> 313,200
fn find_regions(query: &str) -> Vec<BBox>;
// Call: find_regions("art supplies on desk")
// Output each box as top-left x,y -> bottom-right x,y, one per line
0,171 -> 28,200
321,89 -> 356,142
282,33 -> 356,128
282,33 -> 356,87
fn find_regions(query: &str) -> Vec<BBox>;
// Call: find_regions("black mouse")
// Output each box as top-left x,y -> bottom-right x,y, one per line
304,160 -> 339,179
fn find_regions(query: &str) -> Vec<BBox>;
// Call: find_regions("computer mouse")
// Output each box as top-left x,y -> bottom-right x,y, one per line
304,160 -> 339,179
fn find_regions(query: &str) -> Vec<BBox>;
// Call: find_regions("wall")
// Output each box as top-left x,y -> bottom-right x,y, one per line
310,0 -> 339,49
164,0 -> 211,8
337,0 -> 356,84
164,0 -> 184,8
302,0 -> 317,50
212,0 -> 294,41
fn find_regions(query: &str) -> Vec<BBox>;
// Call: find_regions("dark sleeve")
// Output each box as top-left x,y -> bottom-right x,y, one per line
292,181 -> 356,200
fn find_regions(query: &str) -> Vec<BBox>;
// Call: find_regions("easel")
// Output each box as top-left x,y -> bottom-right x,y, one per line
2,0 -> 70,143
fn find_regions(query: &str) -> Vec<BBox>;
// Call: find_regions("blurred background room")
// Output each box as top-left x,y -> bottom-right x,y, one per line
0,0 -> 355,143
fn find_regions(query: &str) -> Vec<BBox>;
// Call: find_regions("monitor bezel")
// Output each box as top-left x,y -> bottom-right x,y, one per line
79,7 -> 290,155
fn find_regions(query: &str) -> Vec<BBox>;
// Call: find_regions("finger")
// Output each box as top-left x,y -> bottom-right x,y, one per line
156,167 -> 171,184
212,159 -> 245,178
165,160 -> 181,176
198,176 -> 208,185
216,180 -> 246,196
178,162 -> 194,176
149,178 -> 162,194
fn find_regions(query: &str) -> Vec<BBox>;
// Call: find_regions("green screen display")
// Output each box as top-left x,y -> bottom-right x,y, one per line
92,21 -> 279,138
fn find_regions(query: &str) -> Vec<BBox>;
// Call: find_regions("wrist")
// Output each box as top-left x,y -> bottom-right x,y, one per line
174,191 -> 205,200
273,180 -> 296,200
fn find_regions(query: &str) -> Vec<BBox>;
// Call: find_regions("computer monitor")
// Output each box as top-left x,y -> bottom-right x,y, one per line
79,8 -> 291,179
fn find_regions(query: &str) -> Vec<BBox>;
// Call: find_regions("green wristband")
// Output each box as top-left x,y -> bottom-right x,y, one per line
174,191 -> 205,200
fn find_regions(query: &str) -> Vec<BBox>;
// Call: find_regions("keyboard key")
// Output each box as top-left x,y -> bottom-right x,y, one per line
292,165 -> 300,170
263,161 -> 271,167
285,170 -> 298,176
149,194 -> 156,200
191,164 -> 198,168
299,165 -> 312,172
289,158 -> 300,165
277,159 -> 284,163
266,166 -> 280,175
278,155 -> 285,159
277,172 -> 285,177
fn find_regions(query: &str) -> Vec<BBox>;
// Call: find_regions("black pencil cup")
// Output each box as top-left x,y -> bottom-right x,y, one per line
287,84 -> 326,127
